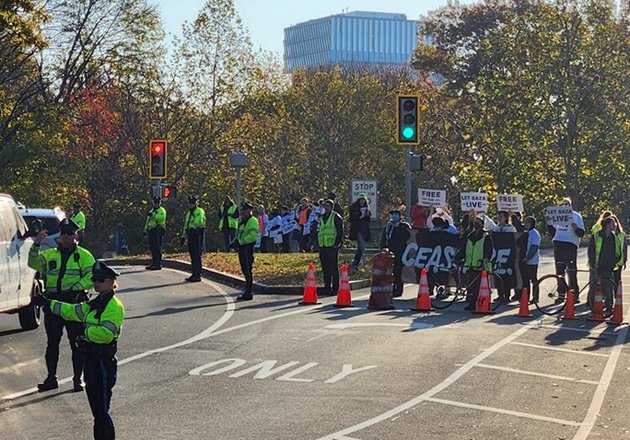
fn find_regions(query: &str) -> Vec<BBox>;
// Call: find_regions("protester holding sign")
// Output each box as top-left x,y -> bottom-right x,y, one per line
492,211 -> 517,233
456,217 -> 494,311
349,193 -> 371,270
546,197 -> 585,303
380,210 -> 411,297
522,216 -> 541,304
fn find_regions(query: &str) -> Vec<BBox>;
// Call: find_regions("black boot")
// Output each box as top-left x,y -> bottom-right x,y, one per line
37,375 -> 58,392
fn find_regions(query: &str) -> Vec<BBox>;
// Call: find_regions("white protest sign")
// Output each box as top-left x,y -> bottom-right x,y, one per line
418,188 -> 447,208
351,179 -> 378,218
496,194 -> 524,212
460,192 -> 488,212
546,206 -> 573,226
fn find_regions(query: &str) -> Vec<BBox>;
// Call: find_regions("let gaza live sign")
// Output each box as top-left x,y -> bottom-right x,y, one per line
351,180 -> 377,218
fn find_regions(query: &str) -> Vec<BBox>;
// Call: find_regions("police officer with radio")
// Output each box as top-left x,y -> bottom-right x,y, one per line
34,261 -> 124,440
28,218 -> 96,392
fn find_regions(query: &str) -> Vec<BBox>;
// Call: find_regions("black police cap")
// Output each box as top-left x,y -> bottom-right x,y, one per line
59,218 -> 80,233
92,261 -> 121,279
188,195 -> 199,203
152,196 -> 161,203
240,202 -> 254,210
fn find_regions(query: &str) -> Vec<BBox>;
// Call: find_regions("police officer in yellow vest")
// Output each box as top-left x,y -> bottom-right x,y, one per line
144,196 -> 166,270
28,218 -> 96,392
33,261 -> 124,440
318,199 -> 344,296
456,216 -> 493,311
182,195 -> 206,282
588,217 -> 626,315
218,195 -> 239,252
232,202 -> 259,301
70,202 -> 87,245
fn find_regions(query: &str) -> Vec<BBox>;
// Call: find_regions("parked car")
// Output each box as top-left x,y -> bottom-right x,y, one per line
18,206 -> 66,251
0,194 -> 42,330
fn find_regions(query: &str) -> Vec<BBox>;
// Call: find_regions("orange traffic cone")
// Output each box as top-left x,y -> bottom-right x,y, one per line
473,271 -> 493,314
608,280 -> 625,325
562,289 -> 576,320
516,287 -> 532,318
299,263 -> 320,305
411,268 -> 432,312
335,265 -> 353,307
587,283 -> 605,322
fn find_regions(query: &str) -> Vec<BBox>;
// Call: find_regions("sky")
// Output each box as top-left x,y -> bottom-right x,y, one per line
153,0 -> 478,55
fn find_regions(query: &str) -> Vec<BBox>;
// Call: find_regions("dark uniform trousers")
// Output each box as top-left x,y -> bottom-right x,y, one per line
222,227 -> 236,252
147,227 -> 164,267
44,292 -> 86,380
187,229 -> 204,278
238,243 -> 255,295
83,343 -> 118,440
319,247 -> 339,295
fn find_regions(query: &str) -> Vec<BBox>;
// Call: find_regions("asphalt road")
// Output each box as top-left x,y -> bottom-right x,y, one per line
1,250 -> 629,440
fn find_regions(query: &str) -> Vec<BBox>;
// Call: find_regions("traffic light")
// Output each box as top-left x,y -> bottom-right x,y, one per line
149,140 -> 167,179
396,95 -> 420,145
161,184 -> 176,200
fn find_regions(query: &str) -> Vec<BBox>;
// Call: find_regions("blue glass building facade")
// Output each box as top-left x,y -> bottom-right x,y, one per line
284,11 -> 418,72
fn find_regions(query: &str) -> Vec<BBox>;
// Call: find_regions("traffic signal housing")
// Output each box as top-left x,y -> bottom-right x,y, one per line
396,95 -> 420,145
149,140 -> 167,179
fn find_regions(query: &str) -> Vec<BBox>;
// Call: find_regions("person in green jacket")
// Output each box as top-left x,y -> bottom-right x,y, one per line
182,195 -> 206,282
34,261 -> 124,440
233,202 -> 259,301
28,218 -> 95,392
70,202 -> 87,245
218,195 -> 239,252
144,197 -> 167,270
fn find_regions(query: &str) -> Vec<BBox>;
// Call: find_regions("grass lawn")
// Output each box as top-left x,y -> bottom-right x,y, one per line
120,252 -> 372,286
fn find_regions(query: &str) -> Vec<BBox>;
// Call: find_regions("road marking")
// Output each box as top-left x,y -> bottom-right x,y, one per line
0,358 -> 40,374
317,323 -> 534,439
508,341 -> 610,357
426,397 -> 581,427
1,270 -> 236,402
475,363 -> 599,385
538,324 -> 619,337
325,322 -> 434,330
572,307 -> 630,440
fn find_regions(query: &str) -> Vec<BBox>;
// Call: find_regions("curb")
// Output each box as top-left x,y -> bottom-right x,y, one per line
105,257 -> 371,296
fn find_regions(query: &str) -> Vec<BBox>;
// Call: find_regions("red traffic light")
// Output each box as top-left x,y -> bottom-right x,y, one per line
162,186 -> 171,198
149,140 -> 168,179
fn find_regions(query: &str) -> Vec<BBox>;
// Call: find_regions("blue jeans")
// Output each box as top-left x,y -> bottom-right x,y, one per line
352,231 -> 366,269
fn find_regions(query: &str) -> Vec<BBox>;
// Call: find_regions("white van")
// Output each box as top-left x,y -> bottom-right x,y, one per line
0,193 -> 42,330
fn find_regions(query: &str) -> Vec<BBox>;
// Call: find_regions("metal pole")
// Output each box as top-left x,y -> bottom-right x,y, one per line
236,167 -> 242,208
404,146 -> 412,216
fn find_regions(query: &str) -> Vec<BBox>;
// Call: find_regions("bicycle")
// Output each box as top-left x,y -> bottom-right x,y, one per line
428,264 -> 504,311
535,264 -> 616,316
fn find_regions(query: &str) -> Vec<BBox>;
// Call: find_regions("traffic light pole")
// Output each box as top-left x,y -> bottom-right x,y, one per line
404,146 -> 412,218
236,167 -> 242,208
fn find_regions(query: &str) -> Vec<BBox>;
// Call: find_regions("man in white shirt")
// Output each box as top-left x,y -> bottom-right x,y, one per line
546,198 -> 585,303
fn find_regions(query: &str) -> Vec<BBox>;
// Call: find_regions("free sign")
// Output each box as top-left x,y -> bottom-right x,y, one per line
496,194 -> 524,212
418,188 -> 446,207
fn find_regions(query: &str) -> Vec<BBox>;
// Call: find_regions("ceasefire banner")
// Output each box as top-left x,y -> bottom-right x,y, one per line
399,229 -> 520,284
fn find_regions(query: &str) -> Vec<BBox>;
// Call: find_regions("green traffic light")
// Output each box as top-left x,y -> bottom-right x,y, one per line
402,126 -> 415,139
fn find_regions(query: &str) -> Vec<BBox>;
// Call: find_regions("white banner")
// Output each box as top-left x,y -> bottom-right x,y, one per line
460,192 -> 488,212
351,179 -> 378,218
418,188 -> 447,207
546,206 -> 573,226
496,194 -> 524,212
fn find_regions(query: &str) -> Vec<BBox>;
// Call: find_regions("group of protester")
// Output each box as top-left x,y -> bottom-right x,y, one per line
390,197 -> 626,315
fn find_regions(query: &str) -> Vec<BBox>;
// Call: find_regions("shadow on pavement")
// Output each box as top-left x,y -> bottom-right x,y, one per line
126,302 -> 226,320
117,282 -> 189,294
0,327 -> 33,337
235,297 -> 304,311
0,388 -> 76,412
